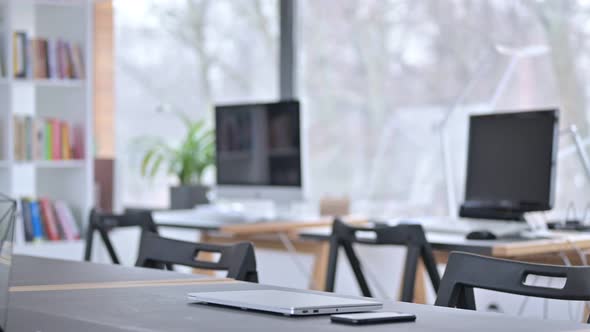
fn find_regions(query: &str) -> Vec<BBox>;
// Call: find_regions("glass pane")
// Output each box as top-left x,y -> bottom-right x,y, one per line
299,0 -> 590,218
114,0 -> 279,207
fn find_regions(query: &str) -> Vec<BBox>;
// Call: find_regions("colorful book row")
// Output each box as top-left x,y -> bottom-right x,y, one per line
13,115 -> 84,161
20,198 -> 81,242
13,31 -> 85,80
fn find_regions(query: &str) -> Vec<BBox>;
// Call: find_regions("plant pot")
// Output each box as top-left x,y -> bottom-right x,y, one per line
170,185 -> 210,209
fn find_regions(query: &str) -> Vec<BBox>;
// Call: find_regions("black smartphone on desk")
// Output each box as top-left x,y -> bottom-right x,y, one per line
331,312 -> 416,325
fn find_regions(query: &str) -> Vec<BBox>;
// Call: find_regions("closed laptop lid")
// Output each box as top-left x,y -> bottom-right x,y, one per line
188,289 -> 382,312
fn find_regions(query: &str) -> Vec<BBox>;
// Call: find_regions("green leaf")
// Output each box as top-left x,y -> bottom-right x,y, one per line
136,113 -> 215,185
141,149 -> 157,177
150,154 -> 165,178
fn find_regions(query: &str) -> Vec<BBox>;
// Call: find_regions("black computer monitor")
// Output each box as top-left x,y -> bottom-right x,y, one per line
215,100 -> 302,201
462,109 -> 559,220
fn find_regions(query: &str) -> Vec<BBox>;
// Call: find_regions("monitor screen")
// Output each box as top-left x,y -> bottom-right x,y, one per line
464,110 -> 558,211
215,100 -> 301,187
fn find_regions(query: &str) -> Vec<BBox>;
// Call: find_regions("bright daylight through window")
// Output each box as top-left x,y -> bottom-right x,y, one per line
116,0 -> 590,220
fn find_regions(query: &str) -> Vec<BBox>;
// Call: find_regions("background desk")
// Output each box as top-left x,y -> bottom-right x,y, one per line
7,255 -> 587,332
301,228 -> 590,303
153,210 -> 367,290
154,211 -> 590,301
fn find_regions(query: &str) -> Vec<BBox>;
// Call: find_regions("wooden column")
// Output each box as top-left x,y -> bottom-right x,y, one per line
310,242 -> 330,291
93,0 -> 115,158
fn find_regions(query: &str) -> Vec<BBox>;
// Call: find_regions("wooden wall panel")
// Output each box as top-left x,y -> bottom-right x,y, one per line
94,0 -> 114,158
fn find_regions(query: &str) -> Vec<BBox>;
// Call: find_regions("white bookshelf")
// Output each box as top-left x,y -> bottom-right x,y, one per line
0,0 -> 93,261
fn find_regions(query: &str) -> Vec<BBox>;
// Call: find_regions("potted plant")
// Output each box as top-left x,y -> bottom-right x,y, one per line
140,108 -> 215,209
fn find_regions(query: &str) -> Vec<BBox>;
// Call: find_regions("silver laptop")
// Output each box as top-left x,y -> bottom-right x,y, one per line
188,289 -> 382,316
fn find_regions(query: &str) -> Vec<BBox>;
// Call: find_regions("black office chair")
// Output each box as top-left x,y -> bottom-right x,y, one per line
84,208 -> 159,264
135,231 -> 259,283
435,251 -> 590,322
325,218 -> 441,302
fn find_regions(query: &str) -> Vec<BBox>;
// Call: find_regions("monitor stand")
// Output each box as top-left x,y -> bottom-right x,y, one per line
459,204 -> 526,221
212,199 -> 299,222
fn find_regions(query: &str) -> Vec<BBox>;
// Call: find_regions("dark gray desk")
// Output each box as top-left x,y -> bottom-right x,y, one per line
11,255 -> 204,287
6,255 -> 587,332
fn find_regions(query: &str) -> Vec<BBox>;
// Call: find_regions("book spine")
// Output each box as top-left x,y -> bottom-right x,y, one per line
44,120 -> 52,160
14,115 -> 29,161
35,38 -> 44,79
29,201 -> 45,241
52,119 -> 61,160
13,32 -> 27,78
20,117 -> 26,160
54,201 -> 77,240
25,36 -> 32,79
0,33 -> 5,77
53,204 -> 66,240
73,125 -> 84,159
13,116 -> 20,161
24,116 -> 32,160
57,40 -> 64,79
20,198 -> 34,242
29,38 -> 35,78
61,122 -> 70,160
43,39 -> 49,79
62,201 -> 80,239
48,39 -> 58,79
33,118 -> 44,160
12,32 -> 17,77
39,198 -> 60,241
66,42 -> 73,79
72,43 -> 85,79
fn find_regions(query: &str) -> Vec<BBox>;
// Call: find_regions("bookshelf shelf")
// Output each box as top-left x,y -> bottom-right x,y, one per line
33,0 -> 85,7
34,160 -> 85,168
17,239 -> 83,247
13,160 -> 85,168
13,240 -> 85,261
2,0 -> 93,261
12,78 -> 85,88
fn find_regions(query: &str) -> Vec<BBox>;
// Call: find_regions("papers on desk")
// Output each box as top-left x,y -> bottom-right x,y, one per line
155,202 -> 294,225
162,204 -> 261,224
154,202 -> 326,226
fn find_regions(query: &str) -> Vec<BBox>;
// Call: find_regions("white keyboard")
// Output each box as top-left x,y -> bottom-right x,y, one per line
414,217 -> 530,236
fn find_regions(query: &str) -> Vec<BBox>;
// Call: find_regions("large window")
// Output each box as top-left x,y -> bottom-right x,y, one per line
115,0 -> 590,218
115,0 -> 278,207
298,0 -> 590,218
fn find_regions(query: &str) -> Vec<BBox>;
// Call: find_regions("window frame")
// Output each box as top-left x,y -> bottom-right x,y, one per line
279,0 -> 296,99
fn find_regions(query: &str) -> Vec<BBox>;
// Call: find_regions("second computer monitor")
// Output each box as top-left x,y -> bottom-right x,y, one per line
463,109 -> 559,218
215,100 -> 302,202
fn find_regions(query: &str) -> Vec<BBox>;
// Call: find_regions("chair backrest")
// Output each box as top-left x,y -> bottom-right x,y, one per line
84,208 -> 158,263
325,218 -> 440,302
435,251 -> 590,322
135,231 -> 259,283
